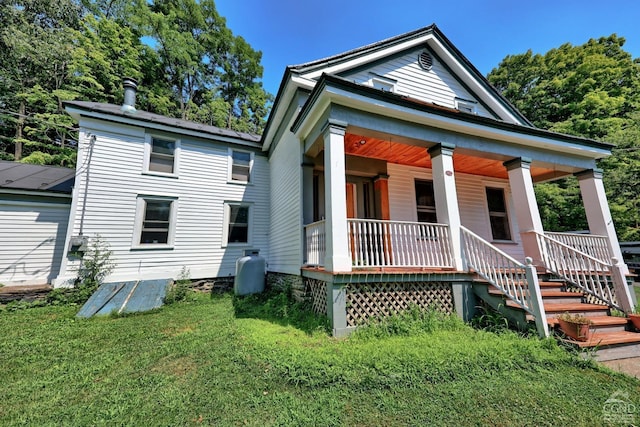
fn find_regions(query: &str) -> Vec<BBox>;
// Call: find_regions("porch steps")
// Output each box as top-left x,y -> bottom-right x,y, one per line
473,274 -> 640,361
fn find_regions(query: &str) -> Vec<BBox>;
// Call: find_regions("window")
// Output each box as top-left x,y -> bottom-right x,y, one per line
224,203 -> 250,245
486,187 -> 512,241
415,179 -> 437,223
369,73 -> 396,93
149,137 -> 177,174
455,98 -> 477,114
229,149 -> 253,183
134,196 -> 177,247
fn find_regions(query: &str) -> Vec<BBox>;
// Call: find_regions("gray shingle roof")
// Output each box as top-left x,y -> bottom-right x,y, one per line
64,101 -> 261,144
0,160 -> 75,193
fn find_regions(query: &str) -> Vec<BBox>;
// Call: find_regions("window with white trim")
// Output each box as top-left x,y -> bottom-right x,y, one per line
224,203 -> 251,245
133,196 -> 177,247
369,73 -> 397,93
145,135 -> 179,175
455,98 -> 477,114
229,149 -> 253,183
415,179 -> 437,223
485,187 -> 512,241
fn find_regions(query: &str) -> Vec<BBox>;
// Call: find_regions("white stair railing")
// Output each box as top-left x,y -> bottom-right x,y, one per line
347,219 -> 454,268
534,231 -> 633,312
461,226 -> 548,337
544,232 -> 612,264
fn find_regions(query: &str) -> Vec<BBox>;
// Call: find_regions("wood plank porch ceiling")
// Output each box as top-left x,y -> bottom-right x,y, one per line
345,133 -> 554,180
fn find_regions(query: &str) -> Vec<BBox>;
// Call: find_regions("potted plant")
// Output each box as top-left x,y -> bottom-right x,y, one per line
557,312 -> 593,342
628,306 -> 640,332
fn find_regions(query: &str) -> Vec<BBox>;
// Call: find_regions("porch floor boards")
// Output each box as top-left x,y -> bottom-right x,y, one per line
301,266 -> 459,275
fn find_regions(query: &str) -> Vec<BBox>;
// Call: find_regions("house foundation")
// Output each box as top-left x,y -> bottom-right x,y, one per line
302,268 -> 477,336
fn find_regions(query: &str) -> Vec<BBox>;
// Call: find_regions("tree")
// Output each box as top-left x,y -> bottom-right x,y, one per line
138,0 -> 271,131
0,0 -> 83,163
488,35 -> 640,238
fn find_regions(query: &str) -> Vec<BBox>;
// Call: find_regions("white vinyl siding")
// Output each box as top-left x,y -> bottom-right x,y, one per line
387,163 -> 525,261
0,199 -> 70,285
269,132 -> 303,274
56,122 -> 269,283
342,47 -> 493,117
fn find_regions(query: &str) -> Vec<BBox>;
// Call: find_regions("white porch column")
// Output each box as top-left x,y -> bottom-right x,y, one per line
576,169 -> 627,273
323,120 -> 351,272
428,143 -> 463,270
504,157 -> 544,264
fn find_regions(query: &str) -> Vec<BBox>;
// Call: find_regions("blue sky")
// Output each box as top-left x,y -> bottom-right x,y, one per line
216,0 -> 640,96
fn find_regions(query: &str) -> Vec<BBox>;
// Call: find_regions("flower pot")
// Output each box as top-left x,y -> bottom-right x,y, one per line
629,314 -> 640,332
558,318 -> 592,342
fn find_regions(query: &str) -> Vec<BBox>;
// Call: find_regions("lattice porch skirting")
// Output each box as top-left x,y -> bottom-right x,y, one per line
345,281 -> 454,327
305,278 -> 328,317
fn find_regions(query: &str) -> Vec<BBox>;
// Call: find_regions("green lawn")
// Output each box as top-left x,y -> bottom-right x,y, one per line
1,291 -> 639,426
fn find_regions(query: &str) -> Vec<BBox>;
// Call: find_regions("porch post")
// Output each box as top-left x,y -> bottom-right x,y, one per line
428,143 -> 463,270
576,169 -> 628,274
323,120 -> 352,272
504,158 -> 544,264
302,157 -> 315,264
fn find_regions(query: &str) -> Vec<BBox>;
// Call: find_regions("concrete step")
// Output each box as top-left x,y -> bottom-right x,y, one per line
567,331 -> 640,361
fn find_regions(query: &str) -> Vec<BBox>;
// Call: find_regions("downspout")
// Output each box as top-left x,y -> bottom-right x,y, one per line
78,134 -> 96,237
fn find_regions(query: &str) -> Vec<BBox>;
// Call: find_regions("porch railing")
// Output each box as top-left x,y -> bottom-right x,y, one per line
461,226 -> 548,337
347,219 -> 454,268
305,220 -> 326,266
533,231 -> 627,311
544,232 -> 612,264
304,219 -> 454,268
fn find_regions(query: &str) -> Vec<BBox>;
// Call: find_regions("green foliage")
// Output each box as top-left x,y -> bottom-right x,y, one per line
490,35 -> 640,237
48,235 -> 114,305
0,293 -> 638,425
0,0 -> 272,165
470,304 -> 511,334
163,266 -> 192,304
354,305 -> 464,339
233,287 -> 329,334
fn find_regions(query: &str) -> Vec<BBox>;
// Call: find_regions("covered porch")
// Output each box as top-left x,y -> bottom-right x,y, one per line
293,75 -> 635,336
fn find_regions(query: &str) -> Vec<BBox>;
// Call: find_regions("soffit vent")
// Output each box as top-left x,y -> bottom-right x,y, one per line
418,51 -> 433,71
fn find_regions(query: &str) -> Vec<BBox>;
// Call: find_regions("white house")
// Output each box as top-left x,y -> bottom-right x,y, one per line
2,25 -> 637,350
0,161 -> 74,286
54,80 -> 270,286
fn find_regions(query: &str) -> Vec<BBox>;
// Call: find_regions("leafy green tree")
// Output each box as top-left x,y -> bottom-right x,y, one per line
0,0 -> 83,163
489,35 -> 640,238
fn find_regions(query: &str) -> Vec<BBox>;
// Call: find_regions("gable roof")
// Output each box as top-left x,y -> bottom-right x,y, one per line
64,101 -> 261,147
0,160 -> 75,193
262,24 -> 532,150
292,74 -> 613,156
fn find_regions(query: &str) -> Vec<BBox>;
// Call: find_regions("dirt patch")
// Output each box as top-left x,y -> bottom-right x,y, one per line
152,356 -> 198,378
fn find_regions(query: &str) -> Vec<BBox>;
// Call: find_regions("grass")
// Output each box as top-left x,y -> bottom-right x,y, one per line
1,290 -> 639,426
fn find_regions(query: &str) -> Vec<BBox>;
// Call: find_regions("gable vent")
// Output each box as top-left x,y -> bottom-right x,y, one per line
418,51 -> 433,71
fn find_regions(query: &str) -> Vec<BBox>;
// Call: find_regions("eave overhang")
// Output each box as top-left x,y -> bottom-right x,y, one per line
291,75 -> 613,161
64,102 -> 263,150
